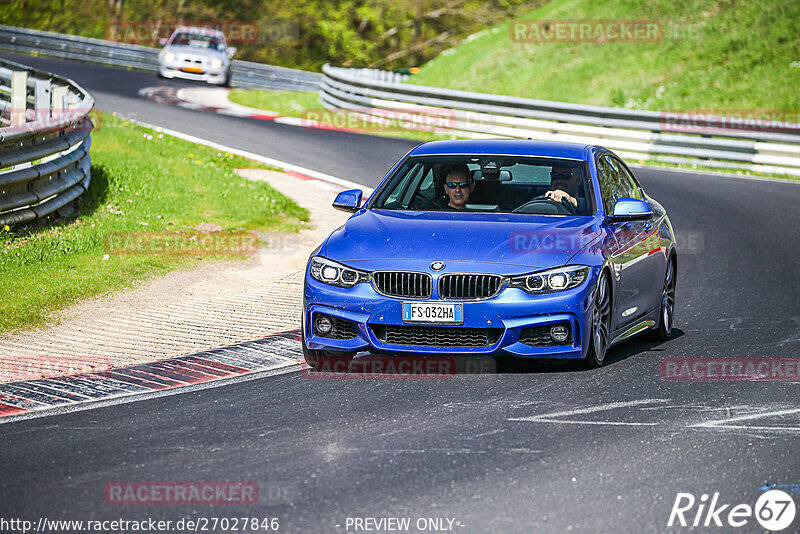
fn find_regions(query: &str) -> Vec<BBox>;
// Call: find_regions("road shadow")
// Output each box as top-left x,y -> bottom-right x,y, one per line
498,328 -> 686,374
303,329 -> 686,377
78,165 -> 111,217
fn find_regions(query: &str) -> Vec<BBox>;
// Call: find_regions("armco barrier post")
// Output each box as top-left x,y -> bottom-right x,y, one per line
34,79 -> 51,118
51,85 -> 67,115
10,70 -> 26,126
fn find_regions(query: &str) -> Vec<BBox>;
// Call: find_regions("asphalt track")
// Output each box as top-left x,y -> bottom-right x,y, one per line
2,52 -> 800,533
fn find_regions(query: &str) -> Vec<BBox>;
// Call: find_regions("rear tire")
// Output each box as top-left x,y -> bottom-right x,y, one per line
585,270 -> 611,368
650,256 -> 676,341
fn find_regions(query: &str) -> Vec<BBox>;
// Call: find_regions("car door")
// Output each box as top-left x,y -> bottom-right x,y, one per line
614,158 -> 668,316
597,155 -> 653,330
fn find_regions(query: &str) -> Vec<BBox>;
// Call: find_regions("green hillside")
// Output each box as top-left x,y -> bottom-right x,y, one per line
410,0 -> 800,112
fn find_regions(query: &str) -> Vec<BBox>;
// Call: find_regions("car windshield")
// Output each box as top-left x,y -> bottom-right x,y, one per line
370,155 -> 594,215
170,32 -> 226,51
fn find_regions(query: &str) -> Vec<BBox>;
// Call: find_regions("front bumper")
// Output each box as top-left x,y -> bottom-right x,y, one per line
303,268 -> 598,359
158,62 -> 228,84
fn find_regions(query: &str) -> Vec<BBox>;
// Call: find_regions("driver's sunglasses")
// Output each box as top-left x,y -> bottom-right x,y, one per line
446,181 -> 471,189
551,171 -> 577,180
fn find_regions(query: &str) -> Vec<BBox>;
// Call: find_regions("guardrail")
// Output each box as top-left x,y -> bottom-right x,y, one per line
0,24 -> 321,92
0,57 -> 94,226
320,65 -> 800,177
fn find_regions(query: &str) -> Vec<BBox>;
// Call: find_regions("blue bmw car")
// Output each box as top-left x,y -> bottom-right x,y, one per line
303,140 -> 676,369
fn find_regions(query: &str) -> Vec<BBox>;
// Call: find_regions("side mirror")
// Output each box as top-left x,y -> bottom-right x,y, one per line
226,47 -> 237,58
332,189 -> 363,213
159,38 -> 168,46
609,198 -> 652,223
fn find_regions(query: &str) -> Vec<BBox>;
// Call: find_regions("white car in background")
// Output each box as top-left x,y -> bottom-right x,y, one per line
158,26 -> 236,86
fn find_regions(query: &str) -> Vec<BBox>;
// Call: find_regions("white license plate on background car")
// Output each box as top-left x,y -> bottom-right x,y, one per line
402,302 -> 463,324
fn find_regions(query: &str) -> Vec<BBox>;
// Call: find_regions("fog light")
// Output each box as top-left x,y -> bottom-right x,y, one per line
550,324 -> 569,343
314,315 -> 333,334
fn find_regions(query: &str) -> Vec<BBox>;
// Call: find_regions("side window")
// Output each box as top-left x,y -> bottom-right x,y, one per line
597,155 -> 639,214
597,156 -> 619,214
418,166 -> 434,191
385,163 -> 425,206
613,158 -> 644,200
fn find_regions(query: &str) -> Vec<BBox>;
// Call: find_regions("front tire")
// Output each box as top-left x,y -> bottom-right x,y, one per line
301,324 -> 356,371
585,270 -> 611,368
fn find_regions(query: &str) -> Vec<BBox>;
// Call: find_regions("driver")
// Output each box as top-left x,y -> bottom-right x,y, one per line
545,165 -> 585,212
443,164 -> 475,210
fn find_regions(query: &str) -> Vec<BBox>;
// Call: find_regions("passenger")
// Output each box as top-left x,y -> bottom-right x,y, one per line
443,164 -> 474,210
545,165 -> 585,212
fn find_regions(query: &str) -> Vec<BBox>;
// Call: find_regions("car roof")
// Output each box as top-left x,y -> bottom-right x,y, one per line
408,139 -> 596,161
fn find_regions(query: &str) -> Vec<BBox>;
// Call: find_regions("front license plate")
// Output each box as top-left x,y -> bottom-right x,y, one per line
402,302 -> 463,324
182,66 -> 203,73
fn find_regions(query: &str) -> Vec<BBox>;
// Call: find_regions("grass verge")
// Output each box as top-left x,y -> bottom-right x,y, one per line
0,113 -> 308,333
409,0 -> 800,112
228,89 -> 321,116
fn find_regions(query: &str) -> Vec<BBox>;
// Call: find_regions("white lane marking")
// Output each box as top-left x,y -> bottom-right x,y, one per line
124,118 -> 375,194
508,399 -> 669,426
338,447 -> 541,455
216,108 -> 258,118
692,407 -> 800,432
776,316 -> 800,346
0,362 -> 301,426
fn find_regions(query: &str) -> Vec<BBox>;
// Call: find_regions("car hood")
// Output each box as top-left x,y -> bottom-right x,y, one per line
324,209 -> 601,271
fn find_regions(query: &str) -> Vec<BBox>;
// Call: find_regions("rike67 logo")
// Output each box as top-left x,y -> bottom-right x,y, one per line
668,490 -> 796,531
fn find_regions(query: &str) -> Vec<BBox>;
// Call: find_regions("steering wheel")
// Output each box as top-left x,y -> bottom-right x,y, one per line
512,194 -> 578,215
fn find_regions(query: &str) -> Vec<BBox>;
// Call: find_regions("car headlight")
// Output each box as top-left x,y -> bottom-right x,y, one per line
210,58 -> 223,69
509,265 -> 589,294
163,52 -> 176,63
309,256 -> 369,288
